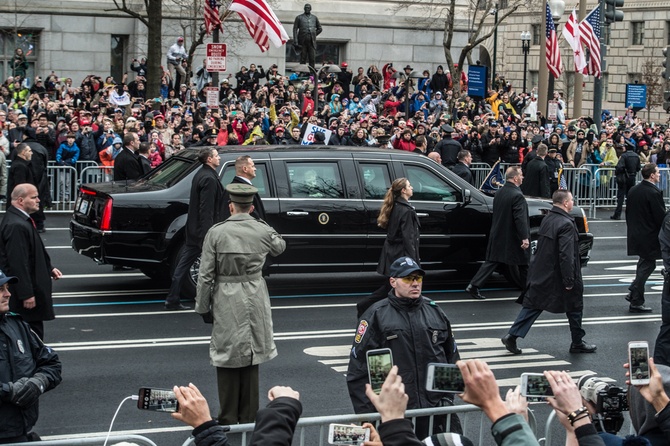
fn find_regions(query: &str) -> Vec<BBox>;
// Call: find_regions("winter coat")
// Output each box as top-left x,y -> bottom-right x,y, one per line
377,198 -> 420,276
0,206 -> 55,322
522,206 -> 583,313
56,142 -> 80,166
626,180 -> 666,258
185,164 -> 227,248
485,182 -> 530,265
113,147 -> 142,181
452,162 -> 475,186
346,293 -> 460,414
521,157 -> 551,198
195,213 -> 285,368
0,313 -> 62,440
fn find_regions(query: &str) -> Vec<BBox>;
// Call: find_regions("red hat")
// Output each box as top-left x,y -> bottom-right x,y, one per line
341,62 -> 348,68
646,128 -> 653,135
153,114 -> 165,120
275,126 -> 285,133
639,140 -> 647,146
240,90 -> 247,94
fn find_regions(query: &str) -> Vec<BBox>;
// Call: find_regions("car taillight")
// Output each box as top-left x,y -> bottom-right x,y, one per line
80,187 -> 96,196
581,208 -> 589,233
100,198 -> 113,231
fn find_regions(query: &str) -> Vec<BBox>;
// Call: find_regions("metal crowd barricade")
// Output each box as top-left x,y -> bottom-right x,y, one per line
47,165 -> 78,211
179,405 -> 538,446
4,434 -> 157,446
80,165 -> 114,185
559,167 -> 594,216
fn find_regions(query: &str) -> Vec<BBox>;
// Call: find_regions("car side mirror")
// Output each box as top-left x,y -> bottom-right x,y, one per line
463,189 -> 472,206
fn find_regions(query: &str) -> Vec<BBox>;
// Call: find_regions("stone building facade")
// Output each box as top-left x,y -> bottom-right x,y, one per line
0,0 -> 478,89
490,0 -> 670,123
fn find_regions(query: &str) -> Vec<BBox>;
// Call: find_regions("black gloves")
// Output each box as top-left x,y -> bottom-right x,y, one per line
8,373 -> 49,408
201,311 -> 213,324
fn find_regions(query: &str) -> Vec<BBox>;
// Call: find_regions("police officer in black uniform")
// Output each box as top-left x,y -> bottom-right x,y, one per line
432,124 -> 462,168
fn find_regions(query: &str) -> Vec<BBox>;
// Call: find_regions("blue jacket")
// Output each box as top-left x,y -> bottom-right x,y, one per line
56,142 -> 80,165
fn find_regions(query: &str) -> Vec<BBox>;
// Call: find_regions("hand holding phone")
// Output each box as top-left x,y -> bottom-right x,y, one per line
628,341 -> 650,385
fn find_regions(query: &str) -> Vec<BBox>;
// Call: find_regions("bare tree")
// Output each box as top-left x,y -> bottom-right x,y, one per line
392,0 -> 537,96
109,0 -> 163,98
641,57 -> 663,111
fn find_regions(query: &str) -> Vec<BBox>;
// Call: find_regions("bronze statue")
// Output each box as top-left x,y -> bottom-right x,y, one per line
293,4 -> 322,69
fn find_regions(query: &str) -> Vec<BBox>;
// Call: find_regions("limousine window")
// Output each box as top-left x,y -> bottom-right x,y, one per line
143,157 -> 195,187
220,163 -> 271,198
406,165 -> 462,202
287,162 -> 344,199
359,163 -> 391,199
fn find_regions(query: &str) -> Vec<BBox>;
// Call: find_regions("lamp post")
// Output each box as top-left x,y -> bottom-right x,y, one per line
520,31 -> 531,93
491,3 -> 499,85
294,63 -> 341,117
392,70 -> 422,119
547,0 -> 565,116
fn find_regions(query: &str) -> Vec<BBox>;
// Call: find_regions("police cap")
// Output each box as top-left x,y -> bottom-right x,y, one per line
226,184 -> 257,204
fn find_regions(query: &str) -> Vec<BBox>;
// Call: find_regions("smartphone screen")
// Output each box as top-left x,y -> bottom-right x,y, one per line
426,363 -> 464,393
629,341 -> 650,385
367,348 -> 393,394
521,373 -> 554,399
327,423 -> 370,444
137,388 -> 179,413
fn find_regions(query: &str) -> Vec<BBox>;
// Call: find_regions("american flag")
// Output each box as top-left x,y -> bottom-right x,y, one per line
204,0 -> 223,35
228,0 -> 289,53
579,6 -> 602,78
545,2 -> 563,78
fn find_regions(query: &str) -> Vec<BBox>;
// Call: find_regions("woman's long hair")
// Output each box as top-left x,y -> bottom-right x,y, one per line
377,178 -> 408,229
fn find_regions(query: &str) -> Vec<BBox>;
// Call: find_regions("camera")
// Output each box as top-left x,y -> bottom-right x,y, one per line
578,374 -> 628,434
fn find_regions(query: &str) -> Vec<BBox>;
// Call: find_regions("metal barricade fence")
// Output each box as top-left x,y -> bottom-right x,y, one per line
47,165 -> 78,212
179,405 -> 538,446
80,165 -> 114,185
4,434 -> 157,446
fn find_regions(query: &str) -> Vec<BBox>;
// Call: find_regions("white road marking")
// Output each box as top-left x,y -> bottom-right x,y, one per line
46,246 -> 73,249
61,273 -> 145,279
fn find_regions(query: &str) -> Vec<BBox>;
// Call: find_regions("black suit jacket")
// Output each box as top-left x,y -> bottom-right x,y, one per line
0,206 -> 54,321
220,175 -> 266,221
486,182 -> 530,265
185,164 -> 226,247
452,162 -> 474,186
113,147 -> 143,181
7,157 -> 35,198
626,180 -> 666,258
139,155 -> 152,175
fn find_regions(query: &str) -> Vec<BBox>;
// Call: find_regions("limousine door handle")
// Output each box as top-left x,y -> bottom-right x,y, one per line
286,211 -> 309,216
417,213 -> 429,218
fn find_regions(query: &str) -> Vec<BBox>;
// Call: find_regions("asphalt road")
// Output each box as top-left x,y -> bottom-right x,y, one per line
23,211 -> 662,445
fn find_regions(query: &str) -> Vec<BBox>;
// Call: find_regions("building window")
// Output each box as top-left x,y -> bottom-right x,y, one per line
111,35 -> 128,84
0,29 -> 39,80
286,41 -> 344,67
667,21 -> 670,44
631,22 -> 644,45
628,73 -> 642,84
603,26 -> 611,46
532,24 -> 541,46
565,72 -> 575,101
603,73 -> 609,99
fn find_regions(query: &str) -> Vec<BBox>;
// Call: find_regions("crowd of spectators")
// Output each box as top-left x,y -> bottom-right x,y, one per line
2,52 -> 670,199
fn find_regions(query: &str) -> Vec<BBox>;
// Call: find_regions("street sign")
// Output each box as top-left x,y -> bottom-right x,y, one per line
205,87 -> 219,109
206,43 -> 227,72
467,65 -> 487,99
625,83 -> 647,110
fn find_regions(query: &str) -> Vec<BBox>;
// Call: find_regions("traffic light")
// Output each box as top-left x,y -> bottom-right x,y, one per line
664,91 -> 670,114
604,0 -> 624,24
664,47 -> 670,81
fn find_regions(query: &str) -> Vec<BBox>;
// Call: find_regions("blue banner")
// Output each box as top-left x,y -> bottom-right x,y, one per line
625,84 -> 647,110
468,65 -> 488,98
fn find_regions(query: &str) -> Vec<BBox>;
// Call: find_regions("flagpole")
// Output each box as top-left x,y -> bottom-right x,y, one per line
573,0 -> 586,118
592,0 -> 606,131
538,3 -> 549,116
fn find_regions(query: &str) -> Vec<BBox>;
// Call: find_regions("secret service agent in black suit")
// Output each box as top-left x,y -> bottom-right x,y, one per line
220,155 -> 266,221
113,133 -> 143,181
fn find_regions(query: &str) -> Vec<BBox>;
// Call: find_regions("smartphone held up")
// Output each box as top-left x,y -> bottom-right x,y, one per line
426,363 -> 464,393
367,348 -> 393,394
628,341 -> 650,386
137,387 -> 179,413
327,423 -> 370,445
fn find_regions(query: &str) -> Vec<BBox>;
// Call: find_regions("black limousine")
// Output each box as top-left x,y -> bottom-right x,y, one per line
70,146 -> 594,297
